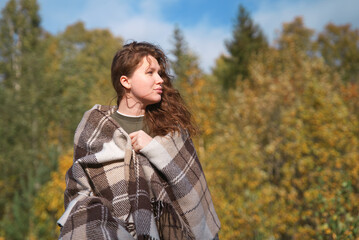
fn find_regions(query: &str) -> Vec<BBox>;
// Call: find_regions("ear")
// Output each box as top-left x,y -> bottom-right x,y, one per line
120,75 -> 131,89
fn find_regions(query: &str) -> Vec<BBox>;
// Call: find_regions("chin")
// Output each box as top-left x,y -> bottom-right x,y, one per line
146,98 -> 162,106
152,96 -> 162,103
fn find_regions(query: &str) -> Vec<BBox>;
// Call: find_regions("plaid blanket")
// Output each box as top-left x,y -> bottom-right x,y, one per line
58,105 -> 220,239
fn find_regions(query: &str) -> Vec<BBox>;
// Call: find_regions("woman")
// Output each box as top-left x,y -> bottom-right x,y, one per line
58,41 -> 220,240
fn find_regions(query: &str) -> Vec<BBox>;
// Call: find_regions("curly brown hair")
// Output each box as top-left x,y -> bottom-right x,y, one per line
111,41 -> 197,136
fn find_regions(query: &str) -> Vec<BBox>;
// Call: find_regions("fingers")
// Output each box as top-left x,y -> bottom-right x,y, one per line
129,132 -> 138,146
129,131 -> 138,139
129,130 -> 152,152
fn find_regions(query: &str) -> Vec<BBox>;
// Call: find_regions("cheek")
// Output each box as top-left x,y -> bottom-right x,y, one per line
131,80 -> 151,95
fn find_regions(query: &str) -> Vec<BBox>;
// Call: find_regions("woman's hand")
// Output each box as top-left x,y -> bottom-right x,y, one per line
129,130 -> 152,152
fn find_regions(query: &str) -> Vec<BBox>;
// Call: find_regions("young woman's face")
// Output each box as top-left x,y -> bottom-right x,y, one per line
127,55 -> 164,107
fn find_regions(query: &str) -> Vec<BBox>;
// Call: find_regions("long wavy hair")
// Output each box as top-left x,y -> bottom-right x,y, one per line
111,41 -> 197,136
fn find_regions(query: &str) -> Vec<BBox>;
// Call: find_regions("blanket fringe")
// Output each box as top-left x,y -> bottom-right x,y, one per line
151,198 -> 195,240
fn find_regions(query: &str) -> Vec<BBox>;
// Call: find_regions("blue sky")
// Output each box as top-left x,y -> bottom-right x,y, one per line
1,0 -> 358,72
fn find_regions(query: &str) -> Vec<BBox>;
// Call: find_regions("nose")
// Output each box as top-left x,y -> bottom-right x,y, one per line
156,73 -> 164,84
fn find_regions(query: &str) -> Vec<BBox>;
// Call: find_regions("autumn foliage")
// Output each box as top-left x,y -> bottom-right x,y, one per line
31,151 -> 73,239
1,1 -> 359,239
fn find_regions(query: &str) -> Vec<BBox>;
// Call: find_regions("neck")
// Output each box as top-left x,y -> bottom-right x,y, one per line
118,96 -> 146,116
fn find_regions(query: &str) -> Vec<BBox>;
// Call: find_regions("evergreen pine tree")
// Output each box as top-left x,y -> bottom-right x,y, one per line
170,25 -> 200,87
214,5 -> 268,90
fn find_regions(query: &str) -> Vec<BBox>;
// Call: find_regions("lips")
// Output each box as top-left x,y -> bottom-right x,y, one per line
155,88 -> 162,93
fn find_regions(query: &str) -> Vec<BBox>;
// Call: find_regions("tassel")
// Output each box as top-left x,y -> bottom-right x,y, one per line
151,199 -> 195,240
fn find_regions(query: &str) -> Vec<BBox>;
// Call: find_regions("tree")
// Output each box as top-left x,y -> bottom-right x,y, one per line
29,22 -> 123,239
31,151 -> 73,239
0,0 -> 56,238
44,22 -> 123,147
170,26 -> 220,158
208,17 -> 359,238
170,25 -> 200,87
277,17 -> 315,54
0,1 -> 123,238
317,23 -> 359,83
213,5 -> 268,90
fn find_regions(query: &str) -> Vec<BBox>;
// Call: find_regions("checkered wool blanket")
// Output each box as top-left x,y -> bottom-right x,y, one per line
58,105 -> 220,240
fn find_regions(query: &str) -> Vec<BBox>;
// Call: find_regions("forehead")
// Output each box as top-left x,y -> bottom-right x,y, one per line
138,55 -> 160,69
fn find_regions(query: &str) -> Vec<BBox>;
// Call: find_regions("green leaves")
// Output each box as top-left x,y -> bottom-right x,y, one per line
0,1 -> 123,238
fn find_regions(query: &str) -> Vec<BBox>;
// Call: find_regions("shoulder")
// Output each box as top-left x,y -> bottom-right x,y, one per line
81,104 -> 117,123
84,104 -> 116,116
74,104 -> 117,143
76,105 -> 112,130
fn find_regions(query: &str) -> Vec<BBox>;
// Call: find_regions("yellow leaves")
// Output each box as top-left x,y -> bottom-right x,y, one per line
298,157 -> 315,174
304,189 -> 320,202
36,150 -> 72,214
341,82 -> 359,100
209,37 -> 359,239
31,20 -> 357,239
32,150 -> 73,236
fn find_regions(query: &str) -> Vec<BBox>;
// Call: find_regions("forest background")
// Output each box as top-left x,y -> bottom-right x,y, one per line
0,0 -> 359,239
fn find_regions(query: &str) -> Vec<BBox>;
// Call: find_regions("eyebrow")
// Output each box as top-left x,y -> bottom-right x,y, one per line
146,66 -> 161,72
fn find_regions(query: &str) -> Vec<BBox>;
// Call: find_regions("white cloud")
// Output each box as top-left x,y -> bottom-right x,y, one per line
184,24 -> 230,72
253,0 -> 359,44
71,0 -> 229,72
78,0 -> 174,54
36,0 -> 359,74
